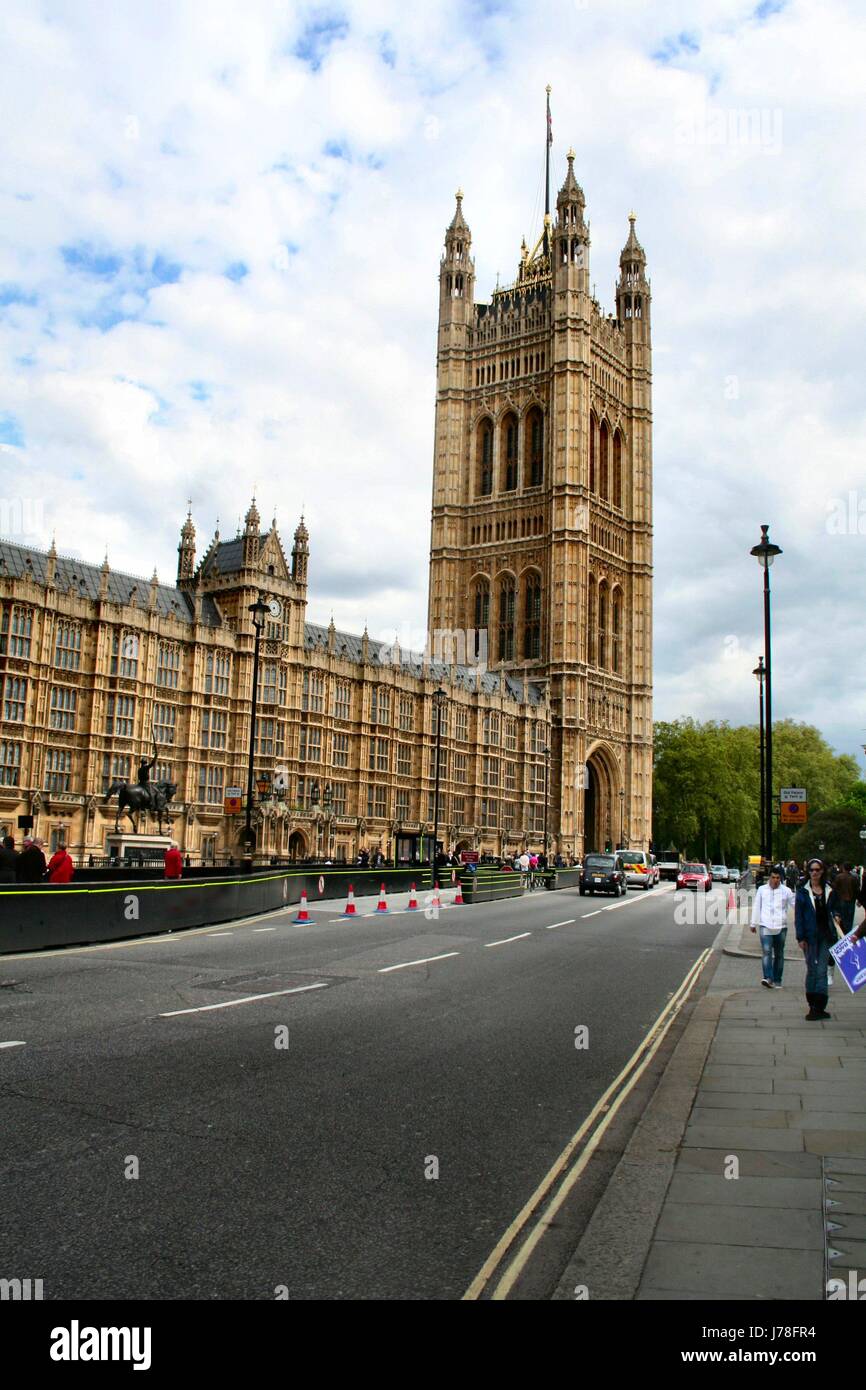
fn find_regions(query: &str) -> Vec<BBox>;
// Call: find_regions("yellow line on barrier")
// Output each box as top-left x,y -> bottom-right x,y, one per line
463,947 -> 713,1301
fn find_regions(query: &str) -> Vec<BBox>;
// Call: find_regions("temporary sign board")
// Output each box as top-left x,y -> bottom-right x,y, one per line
830,930 -> 866,995
460,851 -> 480,863
780,801 -> 808,824
224,786 -> 243,815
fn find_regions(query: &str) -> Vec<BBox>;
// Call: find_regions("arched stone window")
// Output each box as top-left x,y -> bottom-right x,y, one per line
473,579 -> 490,659
525,407 -> 544,487
613,430 -> 623,509
523,572 -> 542,660
589,412 -> 597,493
502,412 -> 518,491
599,421 -> 609,502
497,576 -> 516,662
478,420 -> 493,496
598,581 -> 608,670
587,575 -> 596,667
612,587 -> 623,675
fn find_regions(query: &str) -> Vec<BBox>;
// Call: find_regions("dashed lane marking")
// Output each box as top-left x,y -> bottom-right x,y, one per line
545,920 -> 576,930
159,982 -> 329,1017
484,933 -> 532,948
0,1040 -> 26,1049
378,952 -> 460,974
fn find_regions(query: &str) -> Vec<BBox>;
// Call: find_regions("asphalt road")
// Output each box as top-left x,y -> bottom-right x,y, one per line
0,879 -> 725,1300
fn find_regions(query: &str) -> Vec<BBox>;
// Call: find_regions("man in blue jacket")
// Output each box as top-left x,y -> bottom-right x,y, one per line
795,859 -> 842,1021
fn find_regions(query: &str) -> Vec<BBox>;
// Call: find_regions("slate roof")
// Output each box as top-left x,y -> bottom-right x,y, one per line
0,539 -> 221,626
304,622 -> 544,705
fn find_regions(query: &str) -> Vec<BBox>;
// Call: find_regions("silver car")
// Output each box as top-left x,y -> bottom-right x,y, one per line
619,849 -> 655,890
711,864 -> 729,884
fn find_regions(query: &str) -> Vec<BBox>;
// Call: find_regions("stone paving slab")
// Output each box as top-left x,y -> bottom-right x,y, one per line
683,1123 -> 804,1151
690,1106 -> 790,1129
773,1079 -> 866,1098
827,1193 -> 866,1216
666,1172 -> 822,1209
676,1147 -> 821,1179
694,1090 -> 798,1111
828,1238 -> 866,1267
826,1213 -> 866,1241
804,1130 -> 866,1156
788,1110 -> 866,1129
655,1201 -> 825,1250
640,1241 -> 822,1300
700,1074 -> 773,1093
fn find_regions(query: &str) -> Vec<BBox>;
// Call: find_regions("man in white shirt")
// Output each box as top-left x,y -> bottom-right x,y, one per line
751,866 -> 795,989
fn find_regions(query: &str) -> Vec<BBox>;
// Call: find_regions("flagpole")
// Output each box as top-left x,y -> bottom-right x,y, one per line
544,85 -> 551,257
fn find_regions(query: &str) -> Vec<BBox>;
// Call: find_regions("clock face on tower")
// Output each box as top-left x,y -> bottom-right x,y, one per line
267,598 -> 283,619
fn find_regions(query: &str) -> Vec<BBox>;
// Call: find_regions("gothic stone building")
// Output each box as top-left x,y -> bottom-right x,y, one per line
0,153 -> 651,863
427,152 -> 653,855
0,503 -> 549,863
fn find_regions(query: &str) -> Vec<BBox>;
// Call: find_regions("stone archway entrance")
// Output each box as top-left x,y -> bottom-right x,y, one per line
288,830 -> 307,861
583,745 -> 619,854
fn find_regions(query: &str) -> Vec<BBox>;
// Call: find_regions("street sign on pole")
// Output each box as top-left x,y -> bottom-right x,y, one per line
780,802 -> 807,824
224,787 -> 243,815
780,788 -> 806,802
860,828 -> 866,841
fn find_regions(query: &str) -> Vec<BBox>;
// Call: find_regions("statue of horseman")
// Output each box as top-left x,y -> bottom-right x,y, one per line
106,729 -> 177,836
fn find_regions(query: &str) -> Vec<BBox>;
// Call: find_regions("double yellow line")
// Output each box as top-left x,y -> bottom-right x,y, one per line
463,947 -> 713,1300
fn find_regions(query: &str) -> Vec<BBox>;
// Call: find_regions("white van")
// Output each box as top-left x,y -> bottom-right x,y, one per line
618,849 -> 655,891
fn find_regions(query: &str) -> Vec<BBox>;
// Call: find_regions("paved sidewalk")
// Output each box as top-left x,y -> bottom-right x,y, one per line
555,938 -> 866,1301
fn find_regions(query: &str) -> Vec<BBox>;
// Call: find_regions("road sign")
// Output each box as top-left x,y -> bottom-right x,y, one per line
460,851 -> 480,863
224,786 -> 243,815
860,828 -> 866,840
780,801 -> 808,824
780,788 -> 806,802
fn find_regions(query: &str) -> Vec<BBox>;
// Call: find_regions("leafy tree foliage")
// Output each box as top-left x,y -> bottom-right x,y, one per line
788,808 -> 864,866
652,719 -> 859,864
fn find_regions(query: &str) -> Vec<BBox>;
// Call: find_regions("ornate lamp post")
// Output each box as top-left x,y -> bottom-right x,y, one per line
431,687 -> 447,884
541,744 -> 550,862
242,593 -> 270,872
750,526 -> 782,862
753,657 -> 766,859
619,788 -> 625,850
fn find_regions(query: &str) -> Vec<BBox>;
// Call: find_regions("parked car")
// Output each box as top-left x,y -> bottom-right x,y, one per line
728,866 -> 741,884
657,851 -> 681,882
677,862 -> 712,892
711,864 -> 729,883
580,853 -> 627,897
619,849 -> 655,891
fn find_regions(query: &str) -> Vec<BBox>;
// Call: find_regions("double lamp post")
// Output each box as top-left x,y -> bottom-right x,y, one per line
750,525 -> 782,864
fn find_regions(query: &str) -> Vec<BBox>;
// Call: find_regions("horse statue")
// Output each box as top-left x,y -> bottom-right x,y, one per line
106,780 -> 177,836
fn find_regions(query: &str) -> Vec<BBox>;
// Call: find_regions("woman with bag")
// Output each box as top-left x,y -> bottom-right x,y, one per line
794,858 -> 844,1021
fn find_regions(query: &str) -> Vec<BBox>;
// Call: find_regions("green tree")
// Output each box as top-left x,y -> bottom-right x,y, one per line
788,808 -> 864,866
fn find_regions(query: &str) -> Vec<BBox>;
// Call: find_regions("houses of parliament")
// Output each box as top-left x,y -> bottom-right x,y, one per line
0,150 -> 653,864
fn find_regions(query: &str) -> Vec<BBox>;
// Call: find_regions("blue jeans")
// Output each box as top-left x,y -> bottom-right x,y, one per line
804,937 -> 831,996
760,928 -> 786,984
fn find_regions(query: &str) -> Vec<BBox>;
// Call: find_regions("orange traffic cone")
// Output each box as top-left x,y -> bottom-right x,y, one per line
341,884 -> 357,917
727,887 -> 736,913
431,880 -> 442,911
376,882 -> 389,913
293,890 -> 312,925
407,883 -> 419,911
454,877 -> 464,906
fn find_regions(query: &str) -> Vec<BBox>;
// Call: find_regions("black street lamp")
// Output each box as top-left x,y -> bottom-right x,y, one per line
242,593 -> 269,872
431,687 -> 447,885
541,744 -> 550,863
619,788 -> 625,850
752,656 -> 766,859
750,525 -> 782,863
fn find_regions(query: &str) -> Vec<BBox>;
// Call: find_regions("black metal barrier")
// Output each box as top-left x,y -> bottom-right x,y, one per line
0,866 -> 431,955
550,868 -> 582,891
460,869 -> 526,905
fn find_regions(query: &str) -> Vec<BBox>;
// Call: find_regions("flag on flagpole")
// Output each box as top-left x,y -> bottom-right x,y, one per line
547,98 -> 553,147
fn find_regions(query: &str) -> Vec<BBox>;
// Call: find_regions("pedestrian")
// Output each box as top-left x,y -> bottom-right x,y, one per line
47,844 -> 75,883
163,841 -> 183,880
16,836 -> 47,883
784,859 -> 799,891
0,834 -> 17,883
832,863 -> 858,937
750,866 -> 794,989
795,859 -> 842,1021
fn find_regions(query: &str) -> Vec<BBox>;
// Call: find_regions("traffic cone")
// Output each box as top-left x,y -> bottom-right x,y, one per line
407,883 -> 419,911
453,877 -> 464,906
376,882 -> 389,913
727,887 -> 736,913
293,890 -> 312,925
431,880 -> 442,911
341,884 -> 357,918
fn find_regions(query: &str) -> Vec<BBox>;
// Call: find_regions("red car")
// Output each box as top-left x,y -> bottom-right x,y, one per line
677,862 -> 712,892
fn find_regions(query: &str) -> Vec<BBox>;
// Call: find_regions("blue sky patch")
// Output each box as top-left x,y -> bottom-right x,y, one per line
0,283 -> 37,308
292,12 -> 349,71
0,414 -> 25,448
754,0 -> 786,19
652,31 -> 700,64
189,381 -> 212,401
324,139 -> 348,159
379,32 -> 396,68
224,261 -> 248,281
61,243 -> 123,277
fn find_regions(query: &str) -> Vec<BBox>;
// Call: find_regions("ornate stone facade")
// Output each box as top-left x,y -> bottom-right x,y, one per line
427,153 -> 653,855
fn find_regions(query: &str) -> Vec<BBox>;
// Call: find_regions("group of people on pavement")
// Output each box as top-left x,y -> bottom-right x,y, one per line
751,859 -> 866,1021
0,835 -> 75,884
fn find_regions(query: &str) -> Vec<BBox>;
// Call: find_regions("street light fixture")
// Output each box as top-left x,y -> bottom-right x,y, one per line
541,745 -> 550,864
753,656 -> 766,859
242,593 -> 270,872
431,687 -> 447,886
750,524 -> 782,862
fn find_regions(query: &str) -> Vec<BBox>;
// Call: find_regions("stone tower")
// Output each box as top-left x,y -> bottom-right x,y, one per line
427,151 -> 653,855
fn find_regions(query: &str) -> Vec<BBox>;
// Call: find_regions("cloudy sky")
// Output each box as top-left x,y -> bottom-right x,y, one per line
0,0 -> 863,766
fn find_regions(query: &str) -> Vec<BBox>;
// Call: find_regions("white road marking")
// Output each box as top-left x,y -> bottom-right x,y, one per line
206,932 -> 232,937
0,1040 -> 26,1049
159,982 -> 329,1017
484,932 -> 531,948
545,920 -> 576,930
603,894 -> 647,912
583,910 -> 601,918
253,927 -> 276,933
378,952 -> 460,974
